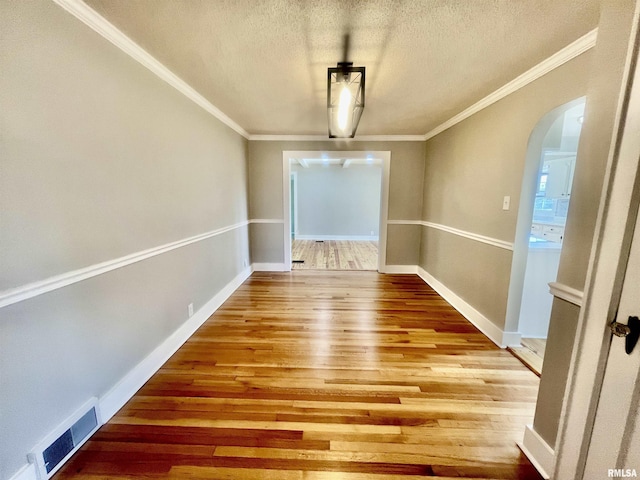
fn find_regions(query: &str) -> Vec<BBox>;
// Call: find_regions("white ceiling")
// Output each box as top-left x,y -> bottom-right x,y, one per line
84,0 -> 600,136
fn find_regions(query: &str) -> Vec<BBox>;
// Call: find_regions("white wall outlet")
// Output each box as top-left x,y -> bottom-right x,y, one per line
370,230 -> 374,236
502,196 -> 511,211
188,303 -> 194,317
243,259 -> 248,267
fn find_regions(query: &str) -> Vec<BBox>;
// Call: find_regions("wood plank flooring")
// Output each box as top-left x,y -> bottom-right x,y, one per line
55,272 -> 542,480
508,339 -> 547,377
291,240 -> 378,270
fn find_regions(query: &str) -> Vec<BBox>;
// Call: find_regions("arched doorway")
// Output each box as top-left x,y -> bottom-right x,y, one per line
505,97 -> 586,374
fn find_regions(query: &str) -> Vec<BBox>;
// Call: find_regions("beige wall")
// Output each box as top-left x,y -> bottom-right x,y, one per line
420,52 -> 592,331
248,140 -> 425,266
0,2 -> 249,478
533,0 -> 638,447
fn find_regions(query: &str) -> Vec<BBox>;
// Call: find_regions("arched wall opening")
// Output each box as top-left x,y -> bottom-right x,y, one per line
505,97 -> 586,370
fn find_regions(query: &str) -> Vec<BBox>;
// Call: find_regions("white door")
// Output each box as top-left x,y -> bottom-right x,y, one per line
583,210 -> 640,477
553,5 -> 640,478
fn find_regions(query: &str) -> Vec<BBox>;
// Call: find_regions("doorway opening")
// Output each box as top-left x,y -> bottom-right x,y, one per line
289,157 -> 382,270
506,98 -> 586,375
282,151 -> 391,272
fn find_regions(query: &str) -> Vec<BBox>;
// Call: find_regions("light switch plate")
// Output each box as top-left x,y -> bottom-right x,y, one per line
503,196 -> 511,210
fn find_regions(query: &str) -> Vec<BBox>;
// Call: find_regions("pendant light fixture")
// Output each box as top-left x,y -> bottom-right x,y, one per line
327,62 -> 365,138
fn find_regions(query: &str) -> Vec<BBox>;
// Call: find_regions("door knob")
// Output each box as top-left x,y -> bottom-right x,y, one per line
609,316 -> 640,354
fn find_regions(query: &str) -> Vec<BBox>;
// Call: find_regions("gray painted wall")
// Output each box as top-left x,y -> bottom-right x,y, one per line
248,141 -> 425,265
292,164 -> 382,238
420,52 -> 592,331
0,2 -> 249,478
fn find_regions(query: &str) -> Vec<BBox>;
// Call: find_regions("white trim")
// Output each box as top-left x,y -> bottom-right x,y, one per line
0,221 -> 249,309
8,464 -> 37,480
283,155 -> 293,270
252,263 -> 287,272
387,219 -> 423,226
417,267 -> 519,348
249,219 -> 284,224
518,425 -> 554,479
384,265 -> 418,274
378,156 -> 391,273
249,135 -> 425,142
290,172 -> 299,236
99,265 -> 252,421
548,282 -> 584,307
424,29 -> 598,141
294,235 -> 379,241
50,0 -> 249,139
420,221 -> 514,251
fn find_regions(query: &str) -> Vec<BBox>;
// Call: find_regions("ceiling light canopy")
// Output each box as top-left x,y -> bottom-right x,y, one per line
327,62 -> 365,138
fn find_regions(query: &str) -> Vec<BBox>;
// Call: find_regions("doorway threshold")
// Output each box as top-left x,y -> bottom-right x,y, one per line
508,338 -> 546,376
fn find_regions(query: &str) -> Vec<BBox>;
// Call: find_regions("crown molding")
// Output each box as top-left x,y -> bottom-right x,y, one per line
51,0 -> 250,139
52,0 -> 597,143
248,134 -> 426,141
424,28 -> 598,141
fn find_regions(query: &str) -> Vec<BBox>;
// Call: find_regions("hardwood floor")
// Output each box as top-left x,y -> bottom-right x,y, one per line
55,272 -> 542,480
291,240 -> 378,270
508,338 -> 547,376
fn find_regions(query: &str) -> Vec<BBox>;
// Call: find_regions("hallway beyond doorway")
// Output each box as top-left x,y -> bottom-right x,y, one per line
291,239 -> 378,270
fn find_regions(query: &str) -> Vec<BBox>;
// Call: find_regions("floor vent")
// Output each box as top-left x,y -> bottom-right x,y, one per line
28,398 -> 101,479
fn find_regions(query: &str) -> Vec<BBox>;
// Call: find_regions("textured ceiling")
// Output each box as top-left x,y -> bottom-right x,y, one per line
84,0 -> 600,136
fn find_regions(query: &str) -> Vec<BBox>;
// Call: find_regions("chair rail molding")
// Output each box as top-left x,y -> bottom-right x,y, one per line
548,282 -> 584,307
0,221 -> 250,309
387,220 -> 514,251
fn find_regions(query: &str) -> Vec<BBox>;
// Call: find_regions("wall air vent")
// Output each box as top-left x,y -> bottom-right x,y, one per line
28,398 -> 102,479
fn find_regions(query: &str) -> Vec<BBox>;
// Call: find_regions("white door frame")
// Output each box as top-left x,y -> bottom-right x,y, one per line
290,171 -> 298,237
281,150 -> 391,272
554,5 -> 640,477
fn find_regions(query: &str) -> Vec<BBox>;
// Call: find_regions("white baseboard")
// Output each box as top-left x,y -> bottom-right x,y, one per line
99,265 -> 252,421
8,464 -> 37,480
417,266 -> 514,348
9,267 -> 252,480
517,425 -> 555,479
294,235 -> 379,241
384,265 -> 418,274
252,263 -> 287,272
501,330 -> 523,347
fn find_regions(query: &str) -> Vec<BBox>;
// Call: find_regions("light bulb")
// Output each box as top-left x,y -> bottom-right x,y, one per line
337,84 -> 352,131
